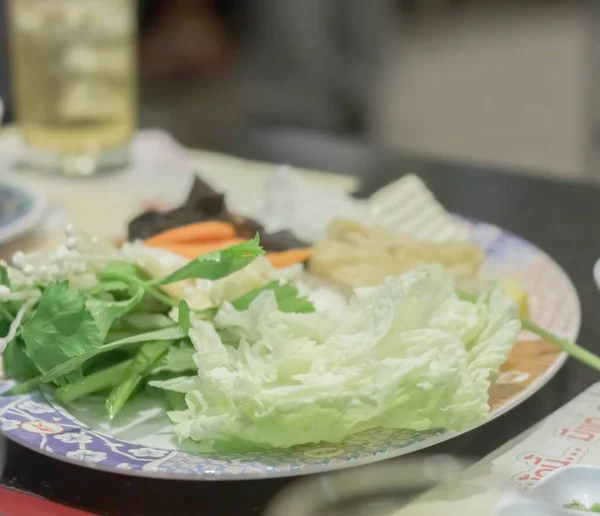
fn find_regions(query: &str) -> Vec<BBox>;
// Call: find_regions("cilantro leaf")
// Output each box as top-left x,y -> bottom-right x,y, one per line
3,338 -> 38,381
231,281 -> 315,313
86,288 -> 144,340
21,320 -> 80,385
564,500 -> 600,512
38,326 -> 185,383
0,264 -> 10,288
151,343 -> 195,374
156,236 -> 264,285
98,261 -> 175,309
178,300 -> 191,332
21,282 -> 101,377
98,261 -> 143,282
87,280 -> 131,296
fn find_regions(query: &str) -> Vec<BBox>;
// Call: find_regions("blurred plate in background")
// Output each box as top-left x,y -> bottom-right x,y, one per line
0,174 -> 46,245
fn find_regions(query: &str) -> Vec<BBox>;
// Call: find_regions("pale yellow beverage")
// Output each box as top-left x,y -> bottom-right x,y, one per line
7,0 -> 136,176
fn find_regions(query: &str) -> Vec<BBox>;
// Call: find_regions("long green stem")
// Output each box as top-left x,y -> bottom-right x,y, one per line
457,287 -> 600,372
39,326 -> 185,383
105,330 -> 143,343
54,359 -> 132,405
100,272 -> 176,308
521,318 -> 600,372
0,304 -> 14,322
86,281 -> 130,296
106,340 -> 172,419
5,376 -> 40,395
164,390 -> 187,411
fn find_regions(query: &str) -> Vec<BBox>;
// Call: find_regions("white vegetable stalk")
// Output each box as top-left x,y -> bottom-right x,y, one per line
10,225 -> 123,284
0,296 -> 38,353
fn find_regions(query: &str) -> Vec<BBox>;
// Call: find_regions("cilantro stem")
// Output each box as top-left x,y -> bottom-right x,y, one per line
5,376 -> 40,395
520,318 -> 600,372
39,326 -> 185,383
0,297 -> 38,353
54,359 -> 132,405
106,340 -> 172,419
0,304 -> 13,322
105,330 -> 144,343
456,287 -> 600,372
164,390 -> 186,411
100,272 -> 176,308
86,281 -> 130,296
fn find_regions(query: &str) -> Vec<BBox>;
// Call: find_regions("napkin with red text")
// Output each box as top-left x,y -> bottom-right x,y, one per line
399,381 -> 600,515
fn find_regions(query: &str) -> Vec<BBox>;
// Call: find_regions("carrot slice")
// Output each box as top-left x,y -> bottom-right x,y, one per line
267,248 -> 313,268
153,239 -> 246,259
144,221 -> 236,247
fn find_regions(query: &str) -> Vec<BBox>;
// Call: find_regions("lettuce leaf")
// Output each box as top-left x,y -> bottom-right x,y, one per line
150,264 -> 520,449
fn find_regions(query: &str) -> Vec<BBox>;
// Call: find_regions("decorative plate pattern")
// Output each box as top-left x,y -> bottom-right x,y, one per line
0,220 -> 580,479
0,176 -> 46,245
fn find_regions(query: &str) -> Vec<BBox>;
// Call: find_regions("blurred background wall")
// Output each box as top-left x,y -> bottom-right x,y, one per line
0,0 -> 595,180
373,0 -> 595,180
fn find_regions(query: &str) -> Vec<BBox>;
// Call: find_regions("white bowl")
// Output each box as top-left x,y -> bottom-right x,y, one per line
494,465 -> 600,515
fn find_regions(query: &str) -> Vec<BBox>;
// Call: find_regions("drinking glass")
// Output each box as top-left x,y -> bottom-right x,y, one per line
7,0 -> 137,176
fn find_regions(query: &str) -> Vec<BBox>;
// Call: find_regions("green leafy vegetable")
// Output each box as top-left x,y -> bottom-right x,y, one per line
5,376 -> 41,395
54,359 -> 132,405
230,280 -> 315,313
114,313 -> 174,331
0,313 -> 36,381
3,339 -> 38,381
164,390 -> 187,411
99,261 -> 176,308
178,300 -> 191,332
21,282 -> 101,378
199,281 -> 315,318
155,236 -> 264,285
99,261 -> 142,281
86,280 -> 131,296
39,326 -> 185,383
106,340 -> 172,418
105,330 -> 143,343
0,264 -> 15,320
564,500 -> 600,512
457,288 -> 600,372
0,264 -> 10,287
2,236 -> 283,418
0,303 -> 14,324
86,288 -> 144,340
151,344 -> 195,374
151,265 -> 520,449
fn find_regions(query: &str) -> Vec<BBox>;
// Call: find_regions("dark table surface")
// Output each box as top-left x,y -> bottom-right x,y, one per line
2,127 -> 600,515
